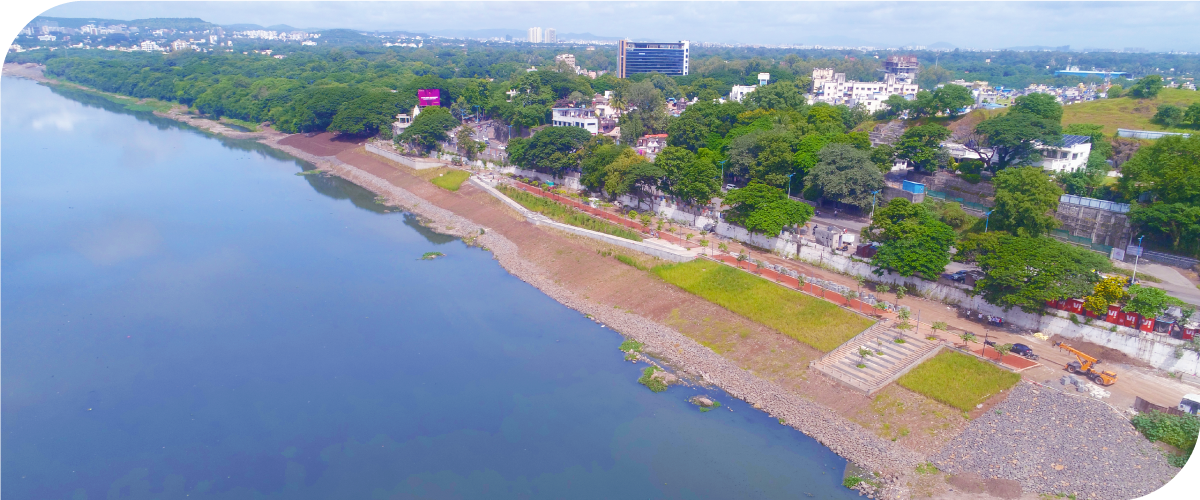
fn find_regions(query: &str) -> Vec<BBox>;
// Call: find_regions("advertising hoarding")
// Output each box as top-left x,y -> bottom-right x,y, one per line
417,89 -> 441,107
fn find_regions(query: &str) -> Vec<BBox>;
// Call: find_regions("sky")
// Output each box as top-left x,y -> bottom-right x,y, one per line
29,1 -> 1200,52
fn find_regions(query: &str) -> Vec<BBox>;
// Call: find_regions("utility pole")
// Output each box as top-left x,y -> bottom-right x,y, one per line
869,190 -> 881,220
787,173 -> 795,198
984,210 -> 994,232
1131,235 -> 1144,283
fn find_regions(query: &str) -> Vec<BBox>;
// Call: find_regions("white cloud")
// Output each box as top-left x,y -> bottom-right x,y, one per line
38,1 -> 1200,51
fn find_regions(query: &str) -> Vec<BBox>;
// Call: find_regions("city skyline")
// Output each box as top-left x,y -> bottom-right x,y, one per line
31,1 -> 1200,52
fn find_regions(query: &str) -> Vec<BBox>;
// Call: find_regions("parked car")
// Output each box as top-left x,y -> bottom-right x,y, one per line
724,184 -> 737,191
1010,343 -> 1039,360
949,270 -> 968,282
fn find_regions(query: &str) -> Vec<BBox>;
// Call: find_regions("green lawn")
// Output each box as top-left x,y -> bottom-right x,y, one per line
1063,88 -> 1200,136
651,259 -> 874,352
431,170 -> 470,191
897,350 -> 1021,411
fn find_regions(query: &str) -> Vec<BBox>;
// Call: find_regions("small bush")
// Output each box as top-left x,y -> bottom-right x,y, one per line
843,475 -> 863,488
1131,410 -> 1199,467
619,339 -> 644,353
637,367 -> 669,393
616,254 -> 646,270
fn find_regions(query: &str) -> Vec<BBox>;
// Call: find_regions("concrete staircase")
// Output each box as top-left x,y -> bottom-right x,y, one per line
869,120 -> 905,147
811,321 -> 944,395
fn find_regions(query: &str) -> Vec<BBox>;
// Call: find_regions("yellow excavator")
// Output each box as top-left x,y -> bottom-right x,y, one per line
1054,342 -> 1118,386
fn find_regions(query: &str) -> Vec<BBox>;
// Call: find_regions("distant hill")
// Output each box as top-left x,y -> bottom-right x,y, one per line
1063,88 -> 1200,135
30,16 -> 218,31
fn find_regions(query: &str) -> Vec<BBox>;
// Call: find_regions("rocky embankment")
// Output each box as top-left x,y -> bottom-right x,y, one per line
932,382 -> 1177,500
299,155 -> 925,496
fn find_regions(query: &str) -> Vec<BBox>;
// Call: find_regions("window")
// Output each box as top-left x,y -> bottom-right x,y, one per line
1071,153 -> 1078,160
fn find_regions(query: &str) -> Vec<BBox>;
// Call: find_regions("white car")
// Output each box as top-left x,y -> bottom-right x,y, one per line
724,184 -> 737,191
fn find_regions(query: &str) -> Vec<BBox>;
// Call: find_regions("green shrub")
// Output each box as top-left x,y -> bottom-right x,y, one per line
497,185 -> 642,241
619,339 -> 644,353
637,367 -> 669,392
616,254 -> 646,270
1131,410 -> 1199,467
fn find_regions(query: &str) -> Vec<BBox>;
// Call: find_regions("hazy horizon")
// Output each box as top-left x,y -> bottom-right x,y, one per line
35,1 -> 1200,52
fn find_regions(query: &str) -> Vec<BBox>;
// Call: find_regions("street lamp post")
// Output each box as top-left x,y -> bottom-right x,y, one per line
787,173 -> 795,198
869,190 -> 881,220
1132,235 -> 1145,283
984,210 -> 994,232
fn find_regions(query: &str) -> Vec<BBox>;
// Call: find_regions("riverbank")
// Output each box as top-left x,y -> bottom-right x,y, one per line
7,64 -> 1181,499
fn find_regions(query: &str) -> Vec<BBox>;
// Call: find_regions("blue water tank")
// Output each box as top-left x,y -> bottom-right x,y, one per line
902,180 -> 925,194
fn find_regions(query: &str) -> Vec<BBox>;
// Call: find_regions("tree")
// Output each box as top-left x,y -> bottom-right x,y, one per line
1118,135 -> 1200,206
601,148 -> 653,198
727,129 -> 797,187
328,91 -> 410,137
1129,203 -> 1200,257
1125,285 -> 1182,318
743,80 -> 810,111
655,147 -> 720,207
895,124 -> 951,172
1106,84 -> 1123,98
973,235 -> 1111,313
396,106 -> 458,153
992,343 -> 1013,361
991,166 -> 1063,237
1009,93 -> 1063,123
666,113 -> 709,151
865,199 -> 956,281
579,141 -> 624,192
967,112 -> 1063,170
806,143 -> 885,209
1083,276 -> 1130,315
959,331 -> 977,347
1154,104 -> 1184,128
1128,75 -> 1164,99
876,94 -> 910,119
626,161 -> 667,208
1184,103 -> 1200,128
870,144 -> 896,173
454,126 -> 484,160
932,84 -> 974,117
722,181 -> 815,236
506,126 -> 593,175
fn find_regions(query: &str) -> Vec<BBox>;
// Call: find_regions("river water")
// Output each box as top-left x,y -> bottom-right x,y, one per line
1,77 -> 858,499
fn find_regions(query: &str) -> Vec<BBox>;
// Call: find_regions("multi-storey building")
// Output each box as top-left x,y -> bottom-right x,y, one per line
617,40 -> 689,78
545,28 -> 556,44
527,27 -> 542,43
551,108 -> 600,134
811,64 -> 919,113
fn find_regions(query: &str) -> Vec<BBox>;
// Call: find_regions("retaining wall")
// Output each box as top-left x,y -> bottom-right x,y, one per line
366,143 -> 445,170
469,177 -> 693,262
792,241 -> 1200,373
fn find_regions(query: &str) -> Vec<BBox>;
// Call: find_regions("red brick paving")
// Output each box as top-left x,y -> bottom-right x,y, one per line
974,346 -> 1040,371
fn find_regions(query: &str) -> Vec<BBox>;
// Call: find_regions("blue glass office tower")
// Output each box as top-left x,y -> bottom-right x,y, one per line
617,40 -> 689,78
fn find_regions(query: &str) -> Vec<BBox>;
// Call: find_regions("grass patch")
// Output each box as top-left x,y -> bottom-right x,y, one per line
637,367 -> 668,393
430,170 -> 470,191
616,254 -> 646,270
497,185 -> 642,241
897,350 -> 1020,411
1109,266 -> 1163,284
1063,88 -> 1200,135
220,117 -> 259,132
651,259 -> 874,352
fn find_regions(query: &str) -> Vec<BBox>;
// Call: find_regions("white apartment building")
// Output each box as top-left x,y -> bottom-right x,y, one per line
528,27 -> 543,43
545,28 -> 557,44
811,69 -> 919,113
552,108 -> 600,134
1036,134 -> 1092,173
729,85 -> 757,102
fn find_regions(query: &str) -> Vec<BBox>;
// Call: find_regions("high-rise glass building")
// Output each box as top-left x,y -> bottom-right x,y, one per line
617,40 -> 689,78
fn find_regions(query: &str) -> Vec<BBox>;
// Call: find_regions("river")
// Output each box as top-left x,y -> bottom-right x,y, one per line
1,76 -> 859,499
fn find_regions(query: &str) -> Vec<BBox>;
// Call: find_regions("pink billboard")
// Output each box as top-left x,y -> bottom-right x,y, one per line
417,89 -> 441,107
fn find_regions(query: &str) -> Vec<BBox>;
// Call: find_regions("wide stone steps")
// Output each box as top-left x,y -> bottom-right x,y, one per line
812,324 -> 944,394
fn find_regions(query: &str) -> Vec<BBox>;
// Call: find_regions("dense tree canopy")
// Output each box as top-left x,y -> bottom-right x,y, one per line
865,199 -> 956,281
991,166 -> 1063,237
654,147 -> 722,207
972,235 -> 1111,313
1127,75 -> 1164,99
722,182 -> 814,236
805,144 -> 885,209
506,126 -> 594,175
894,124 -> 951,173
396,106 -> 458,152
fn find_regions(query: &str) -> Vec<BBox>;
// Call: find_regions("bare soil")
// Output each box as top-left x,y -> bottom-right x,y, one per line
279,132 -> 366,157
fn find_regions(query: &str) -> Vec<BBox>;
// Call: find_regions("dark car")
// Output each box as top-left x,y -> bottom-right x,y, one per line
949,270 -> 968,282
1010,343 -> 1038,360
